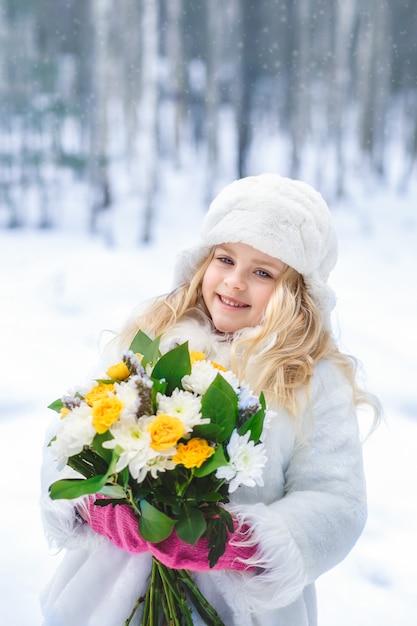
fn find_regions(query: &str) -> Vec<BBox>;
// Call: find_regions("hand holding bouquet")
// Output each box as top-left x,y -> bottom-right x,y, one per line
48,330 -> 270,625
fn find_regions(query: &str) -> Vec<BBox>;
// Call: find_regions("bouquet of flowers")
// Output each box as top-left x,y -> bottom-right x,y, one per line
48,330 -> 269,625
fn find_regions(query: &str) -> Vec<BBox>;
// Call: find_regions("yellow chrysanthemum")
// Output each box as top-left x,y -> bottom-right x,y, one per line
147,414 -> 185,451
92,396 -> 124,434
85,383 -> 115,406
173,438 -> 215,469
60,407 -> 71,419
210,361 -> 227,372
106,361 -> 130,381
189,350 -> 227,372
189,350 -> 206,364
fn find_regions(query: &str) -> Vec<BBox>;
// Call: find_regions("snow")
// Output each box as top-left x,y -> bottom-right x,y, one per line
0,173 -> 416,625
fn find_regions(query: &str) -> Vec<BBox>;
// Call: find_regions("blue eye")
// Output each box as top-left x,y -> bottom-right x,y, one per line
255,269 -> 272,278
218,256 -> 233,265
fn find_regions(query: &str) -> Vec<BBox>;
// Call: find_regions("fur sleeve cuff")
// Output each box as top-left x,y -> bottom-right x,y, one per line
40,493 -> 103,551
225,502 -> 307,611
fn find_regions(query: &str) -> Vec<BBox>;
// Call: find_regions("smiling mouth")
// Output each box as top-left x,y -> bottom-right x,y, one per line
218,295 -> 249,308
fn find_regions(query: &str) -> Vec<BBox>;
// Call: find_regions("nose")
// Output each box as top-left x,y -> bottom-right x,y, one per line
224,267 -> 247,290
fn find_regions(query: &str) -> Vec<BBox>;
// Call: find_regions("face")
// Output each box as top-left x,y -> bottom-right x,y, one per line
201,242 -> 286,333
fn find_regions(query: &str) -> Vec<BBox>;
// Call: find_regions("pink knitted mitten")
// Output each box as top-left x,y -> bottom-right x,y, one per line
87,497 -> 148,554
148,523 -> 257,571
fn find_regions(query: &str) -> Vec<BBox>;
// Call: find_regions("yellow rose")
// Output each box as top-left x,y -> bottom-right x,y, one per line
106,361 -> 130,380
148,414 -> 185,451
172,438 -> 215,469
85,383 -> 115,406
92,396 -> 124,434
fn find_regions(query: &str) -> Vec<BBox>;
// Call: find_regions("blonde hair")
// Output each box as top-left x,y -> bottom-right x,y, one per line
114,249 -> 380,427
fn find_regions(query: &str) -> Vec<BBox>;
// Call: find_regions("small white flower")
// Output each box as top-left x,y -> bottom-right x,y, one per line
156,389 -> 207,433
238,384 -> 262,413
103,415 -> 158,482
220,369 -> 241,392
50,403 -> 95,465
114,377 -> 142,417
182,360 -> 219,395
146,455 -> 177,479
216,430 -> 267,493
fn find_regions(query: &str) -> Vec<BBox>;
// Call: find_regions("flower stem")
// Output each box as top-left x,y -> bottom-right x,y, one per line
176,570 -> 226,626
140,559 -> 226,626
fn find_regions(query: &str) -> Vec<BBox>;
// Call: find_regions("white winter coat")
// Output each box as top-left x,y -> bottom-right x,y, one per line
40,317 -> 367,626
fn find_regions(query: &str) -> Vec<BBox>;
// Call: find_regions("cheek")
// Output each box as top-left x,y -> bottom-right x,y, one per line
201,267 -> 214,304
202,265 -> 217,293
256,285 -> 276,315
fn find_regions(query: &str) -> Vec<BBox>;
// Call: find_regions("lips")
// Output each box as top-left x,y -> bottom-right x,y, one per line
218,294 -> 249,308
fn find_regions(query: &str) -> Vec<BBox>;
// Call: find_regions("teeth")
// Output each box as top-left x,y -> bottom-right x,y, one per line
220,296 -> 245,308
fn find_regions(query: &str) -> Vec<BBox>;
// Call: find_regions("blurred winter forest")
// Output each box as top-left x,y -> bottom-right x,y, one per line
0,0 -> 416,241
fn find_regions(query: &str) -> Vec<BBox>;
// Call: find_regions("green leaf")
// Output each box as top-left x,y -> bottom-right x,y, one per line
201,375 -> 238,443
50,447 -> 121,500
49,474 -> 109,500
192,422 -> 224,441
98,484 -> 127,499
92,431 -> 114,463
67,448 -> 108,478
151,342 -> 191,395
238,407 -> 265,442
129,330 -> 161,367
205,509 -> 234,568
175,506 -> 206,545
48,398 -> 64,413
118,466 -> 130,489
138,500 -> 176,543
193,445 -> 228,478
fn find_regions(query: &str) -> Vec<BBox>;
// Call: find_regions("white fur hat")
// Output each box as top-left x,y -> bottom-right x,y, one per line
173,173 -> 338,324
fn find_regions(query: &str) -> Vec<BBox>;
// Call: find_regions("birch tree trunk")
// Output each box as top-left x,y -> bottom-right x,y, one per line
89,0 -> 112,235
165,0 -> 185,164
140,0 -> 160,243
205,0 -> 222,200
288,0 -> 311,178
330,0 -> 357,196
356,0 -> 390,177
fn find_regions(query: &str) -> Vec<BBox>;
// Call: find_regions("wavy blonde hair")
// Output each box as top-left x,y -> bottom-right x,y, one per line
114,248 -> 380,426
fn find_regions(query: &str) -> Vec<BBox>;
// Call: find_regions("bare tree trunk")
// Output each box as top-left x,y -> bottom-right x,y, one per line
356,1 -> 390,178
289,0 -> 311,179
122,0 -> 142,167
330,0 -> 357,197
89,0 -> 112,236
205,0 -> 222,201
370,1 -> 390,176
140,0 -> 160,244
165,0 -> 185,165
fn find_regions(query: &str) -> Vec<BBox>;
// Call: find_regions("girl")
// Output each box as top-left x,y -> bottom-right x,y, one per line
41,173 -> 380,626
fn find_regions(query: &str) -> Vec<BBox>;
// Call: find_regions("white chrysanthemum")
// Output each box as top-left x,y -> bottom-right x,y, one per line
156,389 -> 207,433
146,455 -> 177,479
50,403 -> 95,465
182,360 -> 219,395
215,430 -> 267,493
103,415 -> 158,482
220,369 -> 241,392
114,377 -> 142,417
237,384 -> 261,412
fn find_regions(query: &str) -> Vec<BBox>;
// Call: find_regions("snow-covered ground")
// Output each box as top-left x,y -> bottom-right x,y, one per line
0,171 -> 416,625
